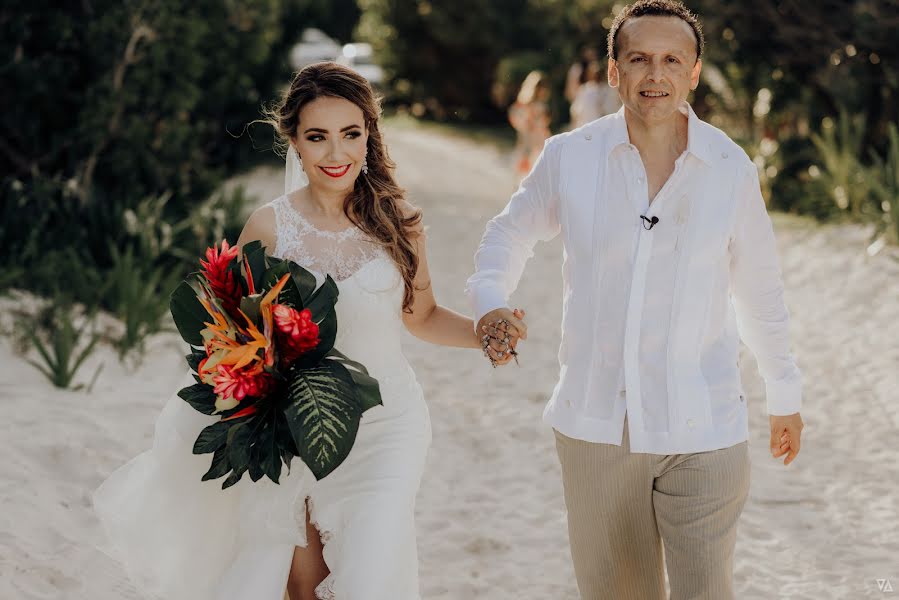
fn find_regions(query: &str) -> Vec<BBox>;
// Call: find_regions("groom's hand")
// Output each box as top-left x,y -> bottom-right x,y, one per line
477,308 -> 527,366
769,413 -> 804,466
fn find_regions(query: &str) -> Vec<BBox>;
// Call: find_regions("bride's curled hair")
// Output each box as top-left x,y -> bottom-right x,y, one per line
263,62 -> 422,312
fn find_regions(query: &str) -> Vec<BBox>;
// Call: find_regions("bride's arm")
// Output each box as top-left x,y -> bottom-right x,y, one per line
401,208 -> 480,349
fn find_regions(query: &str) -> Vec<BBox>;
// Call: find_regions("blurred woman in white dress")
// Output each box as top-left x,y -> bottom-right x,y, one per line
569,60 -> 622,129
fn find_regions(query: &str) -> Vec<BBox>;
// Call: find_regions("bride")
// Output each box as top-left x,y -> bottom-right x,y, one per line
92,62 -> 524,600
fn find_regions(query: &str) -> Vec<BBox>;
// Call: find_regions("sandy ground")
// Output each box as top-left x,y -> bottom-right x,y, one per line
2,121 -> 897,599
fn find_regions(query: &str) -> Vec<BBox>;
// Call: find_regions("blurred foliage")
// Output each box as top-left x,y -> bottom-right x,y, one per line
289,0 -> 362,42
810,111 -> 871,216
0,0 -> 355,368
869,123 -> 899,241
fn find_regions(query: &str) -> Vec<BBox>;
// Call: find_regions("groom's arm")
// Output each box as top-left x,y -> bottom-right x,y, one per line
465,137 -> 563,326
729,162 -> 802,417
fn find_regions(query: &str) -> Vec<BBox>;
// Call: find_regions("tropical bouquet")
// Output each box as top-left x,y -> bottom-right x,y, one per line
169,240 -> 381,489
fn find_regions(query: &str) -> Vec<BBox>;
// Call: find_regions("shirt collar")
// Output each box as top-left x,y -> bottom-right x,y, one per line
608,102 -> 714,166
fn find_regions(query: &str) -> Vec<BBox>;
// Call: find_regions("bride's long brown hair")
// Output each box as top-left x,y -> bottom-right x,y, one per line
264,62 -> 422,312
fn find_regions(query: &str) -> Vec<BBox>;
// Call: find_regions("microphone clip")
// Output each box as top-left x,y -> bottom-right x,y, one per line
640,215 -> 659,230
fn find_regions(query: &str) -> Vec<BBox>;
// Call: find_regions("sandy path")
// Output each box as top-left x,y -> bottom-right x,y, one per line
2,122 -> 897,599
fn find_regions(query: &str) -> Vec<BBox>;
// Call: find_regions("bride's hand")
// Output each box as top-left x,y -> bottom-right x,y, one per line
478,308 -> 527,367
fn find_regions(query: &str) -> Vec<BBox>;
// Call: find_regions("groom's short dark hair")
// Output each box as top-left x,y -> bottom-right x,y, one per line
607,0 -> 705,61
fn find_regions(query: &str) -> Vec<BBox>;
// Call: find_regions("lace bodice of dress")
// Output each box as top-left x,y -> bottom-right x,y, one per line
267,194 -> 407,378
269,195 -> 387,281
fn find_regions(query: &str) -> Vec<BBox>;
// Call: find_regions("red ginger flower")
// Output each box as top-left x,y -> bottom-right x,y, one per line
200,240 -> 242,316
213,363 -> 274,410
272,304 -> 320,364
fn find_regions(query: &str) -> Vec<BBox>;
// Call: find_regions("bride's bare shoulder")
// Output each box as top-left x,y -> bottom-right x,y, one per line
237,200 -> 278,254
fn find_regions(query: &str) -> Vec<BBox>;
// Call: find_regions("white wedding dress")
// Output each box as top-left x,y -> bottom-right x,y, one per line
93,194 -> 432,600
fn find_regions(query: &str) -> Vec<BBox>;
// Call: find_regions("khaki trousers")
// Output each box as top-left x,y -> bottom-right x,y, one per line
554,416 -> 751,600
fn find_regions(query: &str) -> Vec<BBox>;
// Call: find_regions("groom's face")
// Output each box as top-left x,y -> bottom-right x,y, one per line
608,15 -> 702,126
292,96 -> 369,194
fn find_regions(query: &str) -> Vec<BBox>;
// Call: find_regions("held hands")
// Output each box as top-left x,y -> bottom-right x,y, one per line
477,308 -> 527,368
769,412 -> 804,466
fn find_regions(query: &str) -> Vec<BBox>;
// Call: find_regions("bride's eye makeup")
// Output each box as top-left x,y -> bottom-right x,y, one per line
303,125 -> 363,143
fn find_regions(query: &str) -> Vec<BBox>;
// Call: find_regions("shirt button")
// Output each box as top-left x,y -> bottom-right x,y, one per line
687,418 -> 696,428
619,389 -> 626,398
721,152 -> 729,159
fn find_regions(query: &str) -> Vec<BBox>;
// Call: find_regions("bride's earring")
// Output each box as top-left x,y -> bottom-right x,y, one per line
361,151 -> 369,175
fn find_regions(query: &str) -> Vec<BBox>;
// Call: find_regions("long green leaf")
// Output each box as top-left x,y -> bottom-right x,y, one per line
202,447 -> 232,481
261,418 -> 283,483
284,360 -> 361,480
288,262 -> 318,303
327,350 -> 383,413
178,383 -> 218,415
185,346 -> 206,372
170,279 -> 209,346
227,422 -> 253,474
304,275 -> 339,323
193,420 -> 230,454
221,464 -> 247,489
243,241 -> 267,293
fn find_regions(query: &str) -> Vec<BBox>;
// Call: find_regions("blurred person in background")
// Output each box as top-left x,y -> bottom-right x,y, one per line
508,70 -> 552,178
565,45 -> 600,104
570,59 -> 622,129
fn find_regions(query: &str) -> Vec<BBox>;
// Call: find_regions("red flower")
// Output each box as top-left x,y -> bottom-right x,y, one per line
213,363 -> 273,406
272,304 -> 320,364
200,240 -> 242,316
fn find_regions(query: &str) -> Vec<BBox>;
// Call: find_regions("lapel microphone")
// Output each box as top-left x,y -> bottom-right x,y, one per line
640,215 -> 660,230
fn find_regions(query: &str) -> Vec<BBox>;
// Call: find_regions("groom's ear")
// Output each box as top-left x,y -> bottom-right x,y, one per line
608,59 -> 620,88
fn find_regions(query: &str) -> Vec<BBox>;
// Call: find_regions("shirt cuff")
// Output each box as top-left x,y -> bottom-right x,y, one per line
765,376 -> 803,416
470,284 -> 509,331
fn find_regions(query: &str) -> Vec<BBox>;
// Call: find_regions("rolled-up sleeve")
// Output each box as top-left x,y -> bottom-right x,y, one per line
465,136 -> 563,325
730,163 -> 803,415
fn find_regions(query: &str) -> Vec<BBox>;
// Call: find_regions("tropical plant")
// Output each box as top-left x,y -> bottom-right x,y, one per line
14,298 -> 103,391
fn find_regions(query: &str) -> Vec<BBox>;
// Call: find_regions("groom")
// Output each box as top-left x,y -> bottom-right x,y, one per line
466,1 -> 804,598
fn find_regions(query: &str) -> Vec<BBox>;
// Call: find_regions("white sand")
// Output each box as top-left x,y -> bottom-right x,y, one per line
2,122 -> 897,599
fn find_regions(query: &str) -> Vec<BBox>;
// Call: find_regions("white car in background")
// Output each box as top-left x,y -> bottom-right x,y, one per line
336,43 -> 385,88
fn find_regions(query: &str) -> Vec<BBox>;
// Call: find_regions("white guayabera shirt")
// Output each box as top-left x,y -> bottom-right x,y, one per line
466,103 -> 802,454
